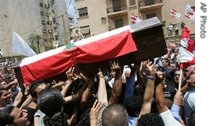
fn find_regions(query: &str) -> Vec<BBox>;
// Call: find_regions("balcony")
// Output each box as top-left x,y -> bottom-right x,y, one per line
139,0 -> 163,12
165,34 -> 195,43
107,4 -> 127,17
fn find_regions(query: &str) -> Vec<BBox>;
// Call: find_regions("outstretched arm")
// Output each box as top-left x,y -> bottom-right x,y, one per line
155,71 -> 168,113
96,69 -> 108,105
155,71 -> 183,126
79,76 -> 93,110
139,61 -> 156,117
108,60 -> 122,105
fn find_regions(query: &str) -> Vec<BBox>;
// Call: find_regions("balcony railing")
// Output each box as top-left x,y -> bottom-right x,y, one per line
107,4 -> 127,14
139,0 -> 162,7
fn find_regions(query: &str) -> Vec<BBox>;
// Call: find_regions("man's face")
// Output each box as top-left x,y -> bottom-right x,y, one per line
10,107 -> 30,126
174,71 -> 181,83
161,60 -> 168,68
170,63 -> 177,72
188,74 -> 195,87
0,90 -> 11,104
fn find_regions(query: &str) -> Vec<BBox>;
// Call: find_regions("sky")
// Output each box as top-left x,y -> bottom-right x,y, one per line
66,0 -> 77,24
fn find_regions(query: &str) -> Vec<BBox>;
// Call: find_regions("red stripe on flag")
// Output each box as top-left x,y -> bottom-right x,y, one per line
180,56 -> 195,69
20,48 -> 77,85
179,46 -> 195,69
76,30 -> 136,63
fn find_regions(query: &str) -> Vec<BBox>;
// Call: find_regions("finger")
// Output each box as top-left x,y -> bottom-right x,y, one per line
116,60 -> 119,66
79,73 -> 85,79
113,59 -> 116,66
92,100 -> 98,108
148,61 -> 152,66
71,67 -> 75,73
96,102 -> 103,111
68,67 -> 72,73
74,73 -> 79,79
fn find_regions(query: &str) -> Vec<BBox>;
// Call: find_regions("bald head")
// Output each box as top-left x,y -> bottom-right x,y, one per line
102,104 -> 128,126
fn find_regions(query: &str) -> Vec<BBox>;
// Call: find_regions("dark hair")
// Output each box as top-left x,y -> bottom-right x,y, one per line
102,104 -> 128,126
43,112 -> 68,126
37,88 -> 67,126
29,80 -> 46,97
75,108 -> 91,126
181,22 -> 185,28
37,88 -> 64,117
161,58 -> 170,65
137,113 -> 164,126
22,106 -> 36,124
0,105 -> 15,126
124,95 -> 143,117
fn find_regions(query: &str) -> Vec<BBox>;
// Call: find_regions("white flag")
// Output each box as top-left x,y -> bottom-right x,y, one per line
185,4 -> 195,20
170,9 -> 181,19
12,32 -> 36,57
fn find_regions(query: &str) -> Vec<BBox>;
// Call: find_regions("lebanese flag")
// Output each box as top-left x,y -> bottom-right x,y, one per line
19,26 -> 137,85
131,15 -> 143,24
185,3 -> 195,20
170,9 -> 181,19
178,46 -> 195,69
180,26 -> 195,53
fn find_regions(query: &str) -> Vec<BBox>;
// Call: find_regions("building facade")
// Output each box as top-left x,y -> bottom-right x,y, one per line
0,0 -> 70,57
73,0 -> 194,42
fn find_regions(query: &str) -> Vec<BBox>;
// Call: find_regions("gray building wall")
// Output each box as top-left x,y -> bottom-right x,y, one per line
0,0 -> 69,57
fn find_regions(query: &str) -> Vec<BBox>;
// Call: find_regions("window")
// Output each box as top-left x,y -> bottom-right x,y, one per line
78,7 -> 88,18
80,25 -> 90,35
114,19 -> 124,28
145,0 -> 154,6
129,0 -> 136,6
146,13 -> 156,19
101,17 -> 106,24
113,0 -> 121,12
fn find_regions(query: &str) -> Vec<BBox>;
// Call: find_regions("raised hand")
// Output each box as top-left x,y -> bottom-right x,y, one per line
66,67 -> 79,82
97,68 -> 104,78
109,60 -> 121,78
90,100 -> 104,126
146,61 -> 156,76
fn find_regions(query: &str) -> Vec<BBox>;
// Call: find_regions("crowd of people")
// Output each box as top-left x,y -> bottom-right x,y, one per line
0,41 -> 195,126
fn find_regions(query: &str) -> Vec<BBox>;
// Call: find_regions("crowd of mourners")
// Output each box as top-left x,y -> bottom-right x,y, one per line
0,43 -> 195,126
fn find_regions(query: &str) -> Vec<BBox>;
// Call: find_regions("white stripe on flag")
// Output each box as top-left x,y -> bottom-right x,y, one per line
178,46 -> 194,63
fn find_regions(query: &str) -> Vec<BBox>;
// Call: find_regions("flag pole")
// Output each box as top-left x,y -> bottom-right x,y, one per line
178,68 -> 183,91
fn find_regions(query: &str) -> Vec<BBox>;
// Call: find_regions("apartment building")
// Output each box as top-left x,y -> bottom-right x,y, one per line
74,0 -> 194,41
0,0 -> 69,57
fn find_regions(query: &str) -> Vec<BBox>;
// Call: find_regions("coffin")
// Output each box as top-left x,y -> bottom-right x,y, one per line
14,17 -> 167,86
